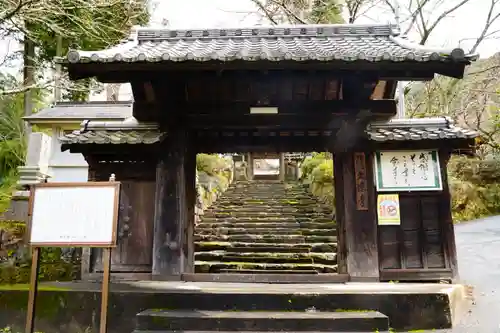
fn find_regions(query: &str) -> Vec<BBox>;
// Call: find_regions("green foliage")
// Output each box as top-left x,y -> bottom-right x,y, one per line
0,221 -> 80,284
300,154 -> 335,205
0,74 -> 46,210
309,0 -> 344,23
449,156 -> 500,221
196,154 -> 230,176
1,0 -> 149,100
300,153 -> 329,181
1,327 -> 43,333
310,160 -> 334,184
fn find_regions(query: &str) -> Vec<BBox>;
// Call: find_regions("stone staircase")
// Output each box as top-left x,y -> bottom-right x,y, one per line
194,180 -> 338,274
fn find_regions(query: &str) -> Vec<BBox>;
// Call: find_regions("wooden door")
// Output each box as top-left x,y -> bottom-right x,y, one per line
93,181 -> 156,273
378,193 -> 449,280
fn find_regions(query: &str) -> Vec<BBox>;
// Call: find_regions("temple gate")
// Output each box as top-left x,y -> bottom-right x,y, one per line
58,23 -> 477,282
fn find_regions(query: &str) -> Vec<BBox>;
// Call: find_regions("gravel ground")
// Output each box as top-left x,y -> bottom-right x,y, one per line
423,215 -> 500,332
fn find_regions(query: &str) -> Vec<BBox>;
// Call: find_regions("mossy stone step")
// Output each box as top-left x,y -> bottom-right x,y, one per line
196,255 -> 315,264
216,199 -> 318,205
195,227 -> 336,236
194,241 -> 337,253
221,193 -> 314,198
207,207 -> 332,214
195,251 -> 337,265
218,269 -> 319,274
199,217 -> 335,223
195,234 -> 337,243
196,222 -> 337,230
195,261 -> 338,273
195,228 -> 303,236
203,211 -> 332,218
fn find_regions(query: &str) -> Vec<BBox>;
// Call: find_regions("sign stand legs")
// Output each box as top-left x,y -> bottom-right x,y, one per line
99,248 -> 112,333
25,247 -> 40,333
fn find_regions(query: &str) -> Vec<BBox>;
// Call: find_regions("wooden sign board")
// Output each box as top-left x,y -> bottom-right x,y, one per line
28,182 -> 120,247
374,150 -> 443,192
26,181 -> 120,333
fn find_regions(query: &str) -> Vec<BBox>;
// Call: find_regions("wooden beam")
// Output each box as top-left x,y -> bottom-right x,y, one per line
152,130 -> 189,277
182,100 -> 397,116
383,80 -> 397,99
67,60 -> 466,81
183,114 -> 358,130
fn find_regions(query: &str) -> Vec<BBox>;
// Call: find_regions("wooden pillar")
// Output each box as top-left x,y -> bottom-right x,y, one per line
247,153 -> 254,180
439,150 -> 459,281
184,141 -> 196,273
279,153 -> 285,181
335,152 -> 380,281
152,130 -> 188,278
333,155 -> 347,274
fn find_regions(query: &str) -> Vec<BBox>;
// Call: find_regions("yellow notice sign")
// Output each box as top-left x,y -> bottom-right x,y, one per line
377,194 -> 401,225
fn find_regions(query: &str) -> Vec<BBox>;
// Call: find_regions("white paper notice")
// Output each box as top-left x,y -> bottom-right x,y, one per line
30,184 -> 118,246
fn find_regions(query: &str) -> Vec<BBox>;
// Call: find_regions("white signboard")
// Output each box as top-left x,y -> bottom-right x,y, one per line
374,150 -> 442,192
29,182 -> 120,247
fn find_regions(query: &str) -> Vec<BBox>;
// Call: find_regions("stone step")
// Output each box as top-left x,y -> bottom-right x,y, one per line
215,199 -> 318,205
218,269 -> 318,274
195,251 -> 337,265
218,195 -> 315,200
135,310 -> 389,332
194,261 -> 338,273
207,207 -> 332,214
196,228 -> 303,236
195,228 -> 337,236
195,234 -> 337,243
195,242 -> 337,253
203,211 -> 332,218
199,217 -> 335,224
197,222 -> 337,230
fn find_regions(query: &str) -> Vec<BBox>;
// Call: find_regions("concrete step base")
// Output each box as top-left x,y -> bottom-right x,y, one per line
135,310 -> 389,332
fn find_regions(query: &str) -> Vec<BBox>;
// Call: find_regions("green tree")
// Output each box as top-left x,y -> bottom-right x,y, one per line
0,0 -> 150,99
0,0 -> 150,209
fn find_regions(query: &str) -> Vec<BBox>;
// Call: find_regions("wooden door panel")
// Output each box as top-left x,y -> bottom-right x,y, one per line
92,181 -> 155,273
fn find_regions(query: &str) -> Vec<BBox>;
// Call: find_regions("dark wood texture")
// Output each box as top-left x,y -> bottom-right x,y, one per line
184,146 -> 197,273
92,181 -> 156,273
336,152 -> 379,281
83,158 -> 156,276
378,194 -> 447,274
439,150 -> 459,280
152,130 -> 189,277
68,61 -> 468,83
333,155 -> 347,274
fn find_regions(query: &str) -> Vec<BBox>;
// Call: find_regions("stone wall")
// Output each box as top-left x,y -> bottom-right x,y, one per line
299,153 -> 335,207
195,154 -> 235,226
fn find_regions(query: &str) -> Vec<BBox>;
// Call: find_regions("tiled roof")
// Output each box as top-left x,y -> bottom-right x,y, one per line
62,24 -> 475,64
25,101 -> 133,123
60,130 -> 163,145
366,117 -> 478,141
60,117 -> 477,145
